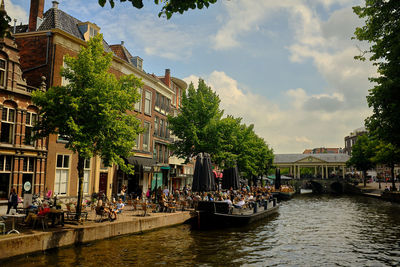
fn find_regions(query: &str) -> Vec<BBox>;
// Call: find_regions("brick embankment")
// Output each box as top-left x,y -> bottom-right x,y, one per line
0,210 -> 192,260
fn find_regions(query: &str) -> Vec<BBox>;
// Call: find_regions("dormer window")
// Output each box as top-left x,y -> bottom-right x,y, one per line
90,27 -> 98,38
78,22 -> 100,42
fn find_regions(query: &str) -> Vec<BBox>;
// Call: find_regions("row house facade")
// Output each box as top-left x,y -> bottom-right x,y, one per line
10,0 -> 189,201
0,18 -> 47,202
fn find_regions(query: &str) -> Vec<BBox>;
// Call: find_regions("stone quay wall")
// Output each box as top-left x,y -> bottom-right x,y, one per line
0,212 -> 191,260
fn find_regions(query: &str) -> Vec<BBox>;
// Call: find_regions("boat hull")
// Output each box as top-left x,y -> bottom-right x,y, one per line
278,191 -> 295,200
192,201 -> 279,229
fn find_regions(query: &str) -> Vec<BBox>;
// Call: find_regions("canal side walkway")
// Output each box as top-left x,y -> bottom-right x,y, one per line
357,182 -> 400,202
0,206 -> 192,260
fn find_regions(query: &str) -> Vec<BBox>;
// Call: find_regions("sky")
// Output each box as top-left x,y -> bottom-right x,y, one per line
6,0 -> 375,154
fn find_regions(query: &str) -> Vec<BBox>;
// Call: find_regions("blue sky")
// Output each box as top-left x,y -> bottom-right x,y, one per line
6,0 -> 375,153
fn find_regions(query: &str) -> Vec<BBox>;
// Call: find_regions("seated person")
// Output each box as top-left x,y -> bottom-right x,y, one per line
234,197 -> 246,209
25,204 -> 50,225
224,197 -> 233,207
113,198 -> 125,215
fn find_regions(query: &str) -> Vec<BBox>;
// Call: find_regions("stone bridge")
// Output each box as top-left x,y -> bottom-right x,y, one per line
290,178 -> 359,194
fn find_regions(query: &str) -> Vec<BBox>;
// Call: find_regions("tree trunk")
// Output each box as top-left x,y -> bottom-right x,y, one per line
363,170 -> 367,188
76,154 -> 85,221
391,164 -> 396,191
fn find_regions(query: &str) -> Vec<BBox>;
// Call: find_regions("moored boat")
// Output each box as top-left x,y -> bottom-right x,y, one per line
300,188 -> 313,194
278,191 -> 295,200
192,200 -> 279,229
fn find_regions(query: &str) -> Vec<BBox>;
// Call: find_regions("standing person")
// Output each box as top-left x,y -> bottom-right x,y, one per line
7,188 -> 18,214
120,185 -> 126,202
163,186 -> 169,197
146,188 -> 151,202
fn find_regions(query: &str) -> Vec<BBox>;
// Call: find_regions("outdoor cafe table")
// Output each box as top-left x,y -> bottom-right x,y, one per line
48,209 -> 64,226
6,214 -> 26,234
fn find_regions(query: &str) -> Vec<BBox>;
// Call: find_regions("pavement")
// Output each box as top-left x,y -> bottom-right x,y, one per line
356,181 -> 400,194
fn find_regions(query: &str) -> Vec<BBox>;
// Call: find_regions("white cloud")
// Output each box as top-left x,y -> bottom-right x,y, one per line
185,71 -> 370,153
5,0 -> 28,24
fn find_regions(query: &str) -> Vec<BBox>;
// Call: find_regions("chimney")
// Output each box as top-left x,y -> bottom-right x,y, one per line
121,41 -> 124,46
52,1 -> 59,9
165,69 -> 171,87
28,0 -> 44,32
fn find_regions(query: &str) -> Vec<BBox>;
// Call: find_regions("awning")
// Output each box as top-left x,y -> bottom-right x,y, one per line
127,156 -> 156,167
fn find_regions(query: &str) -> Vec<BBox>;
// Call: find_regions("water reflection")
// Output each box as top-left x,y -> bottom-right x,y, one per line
2,195 -> 400,266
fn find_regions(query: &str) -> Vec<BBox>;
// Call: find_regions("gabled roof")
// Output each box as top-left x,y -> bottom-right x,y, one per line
109,44 -> 134,63
274,153 -> 350,164
38,7 -> 84,40
34,6 -> 112,53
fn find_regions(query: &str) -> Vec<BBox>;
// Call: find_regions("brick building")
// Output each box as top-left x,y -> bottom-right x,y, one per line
0,3 -> 47,201
12,0 -> 188,200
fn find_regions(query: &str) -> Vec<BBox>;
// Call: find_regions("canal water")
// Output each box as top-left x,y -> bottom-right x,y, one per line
3,195 -> 400,266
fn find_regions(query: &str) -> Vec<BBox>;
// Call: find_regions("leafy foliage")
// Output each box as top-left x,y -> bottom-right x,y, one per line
168,79 -> 274,179
346,135 -> 377,187
33,34 -> 142,173
372,141 -> 400,190
353,1 -> 400,147
168,79 -> 223,161
32,34 -> 142,217
98,0 -> 218,19
0,8 -> 11,38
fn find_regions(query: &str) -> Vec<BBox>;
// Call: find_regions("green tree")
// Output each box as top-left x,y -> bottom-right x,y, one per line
32,34 -> 142,219
0,2 -> 11,38
99,0 -> 218,19
353,1 -> 400,148
372,141 -> 400,191
168,79 -> 223,162
346,135 -> 376,187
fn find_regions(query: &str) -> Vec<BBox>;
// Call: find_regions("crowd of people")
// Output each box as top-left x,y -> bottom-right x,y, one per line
128,184 -> 282,212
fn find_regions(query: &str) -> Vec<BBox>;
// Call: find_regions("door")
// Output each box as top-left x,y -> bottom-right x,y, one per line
99,172 -> 108,196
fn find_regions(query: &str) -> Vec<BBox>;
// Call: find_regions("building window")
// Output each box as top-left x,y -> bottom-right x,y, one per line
82,159 -> 90,194
172,87 -> 176,106
1,107 -> 15,144
89,27 -> 98,38
158,145 -> 163,163
166,98 -> 171,115
144,91 -> 152,115
166,121 -> 170,138
55,154 -> 70,195
134,88 -> 142,112
25,112 -> 37,146
134,133 -> 140,149
161,95 -> 166,114
0,155 -> 11,199
154,117 -> 159,136
143,121 -> 150,151
155,93 -> 160,112
61,58 -> 70,86
160,119 -> 164,138
164,147 -> 168,164
0,59 -> 6,87
23,157 -> 35,172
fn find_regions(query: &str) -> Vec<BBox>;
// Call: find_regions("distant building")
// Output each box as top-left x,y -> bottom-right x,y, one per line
303,147 -> 343,154
344,127 -> 368,156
